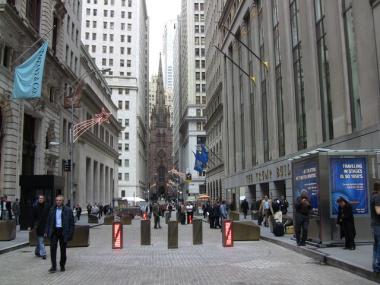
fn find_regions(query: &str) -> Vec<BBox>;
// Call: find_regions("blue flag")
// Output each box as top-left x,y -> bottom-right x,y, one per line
12,41 -> 48,99
199,144 -> 209,164
193,151 -> 204,173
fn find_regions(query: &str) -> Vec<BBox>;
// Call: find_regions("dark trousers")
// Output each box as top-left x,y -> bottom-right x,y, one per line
213,216 -> 221,228
209,216 -> 215,228
187,212 -> 193,224
50,228 -> 67,269
154,215 -> 160,228
295,213 -> 309,245
342,222 -> 356,249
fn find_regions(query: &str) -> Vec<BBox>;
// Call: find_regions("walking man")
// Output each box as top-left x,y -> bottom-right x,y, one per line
12,198 -> 20,225
294,190 -> 312,246
241,199 -> 249,219
45,195 -> 75,273
28,195 -> 49,259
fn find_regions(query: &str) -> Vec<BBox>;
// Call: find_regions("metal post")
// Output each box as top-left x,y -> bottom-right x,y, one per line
70,100 -> 74,208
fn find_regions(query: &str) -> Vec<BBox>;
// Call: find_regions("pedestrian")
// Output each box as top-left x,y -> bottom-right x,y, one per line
99,204 -> 103,218
0,195 -> 7,220
45,195 -> 75,273
294,190 -> 312,246
152,202 -> 161,229
213,201 -> 221,229
75,204 -> 82,221
180,203 -> 186,225
336,197 -> 356,250
259,196 -> 271,227
241,199 -> 249,219
28,195 -> 49,259
209,202 -> 215,229
186,202 -> 194,224
3,195 -> 12,220
220,200 -> 228,222
371,184 -> 380,274
87,203 -> 92,216
279,195 -> 289,215
12,198 -> 20,225
272,204 -> 284,237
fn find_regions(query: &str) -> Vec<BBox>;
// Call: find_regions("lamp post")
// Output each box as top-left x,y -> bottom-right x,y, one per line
68,67 -> 111,207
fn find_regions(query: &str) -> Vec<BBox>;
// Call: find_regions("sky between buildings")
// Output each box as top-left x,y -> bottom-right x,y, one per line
146,0 -> 181,78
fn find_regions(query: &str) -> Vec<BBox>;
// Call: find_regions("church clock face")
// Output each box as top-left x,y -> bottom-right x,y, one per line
157,149 -> 165,159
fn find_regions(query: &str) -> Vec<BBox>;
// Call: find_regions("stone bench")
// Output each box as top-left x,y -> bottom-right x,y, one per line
104,215 -> 114,225
232,221 -> 260,241
0,220 -> 16,241
29,225 -> 90,247
88,215 -> 99,224
229,211 -> 240,221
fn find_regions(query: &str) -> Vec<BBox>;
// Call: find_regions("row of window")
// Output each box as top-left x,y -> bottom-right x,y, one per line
195,25 -> 205,34
119,131 -> 130,140
195,95 -> 206,104
84,32 -> 132,43
195,59 -> 206,69
195,37 -> 205,46
195,84 -> 206,93
195,72 -> 206,81
87,0 -> 132,7
118,172 -> 130,181
194,13 -> 205,22
118,159 -> 130,167
118,143 -> 129,151
101,58 -> 131,68
86,8 -> 132,19
117,118 -> 130,127
194,2 -> 205,11
66,16 -> 80,47
195,48 -> 206,57
65,45 -> 78,74
118,100 -> 130,110
85,20 -> 132,31
84,45 -> 132,57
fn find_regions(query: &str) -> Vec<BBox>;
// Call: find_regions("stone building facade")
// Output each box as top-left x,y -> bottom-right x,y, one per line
148,57 -> 173,200
215,0 -> 380,211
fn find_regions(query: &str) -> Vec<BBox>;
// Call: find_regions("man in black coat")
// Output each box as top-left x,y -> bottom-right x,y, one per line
241,199 -> 249,219
294,190 -> 312,246
28,195 -> 50,259
337,197 -> 356,250
45,195 -> 75,273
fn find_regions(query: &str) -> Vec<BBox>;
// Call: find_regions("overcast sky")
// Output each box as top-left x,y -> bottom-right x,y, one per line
146,0 -> 181,78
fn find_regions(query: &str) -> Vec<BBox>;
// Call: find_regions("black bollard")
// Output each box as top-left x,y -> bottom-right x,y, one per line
192,218 -> 202,245
141,219 -> 151,245
168,220 -> 178,249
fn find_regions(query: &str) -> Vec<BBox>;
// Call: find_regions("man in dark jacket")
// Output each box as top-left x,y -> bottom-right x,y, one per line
294,190 -> 312,246
28,195 -> 50,259
241,199 -> 249,219
336,197 -> 356,250
45,195 -> 75,273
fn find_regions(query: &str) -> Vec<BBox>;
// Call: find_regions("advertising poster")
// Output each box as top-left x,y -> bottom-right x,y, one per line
293,159 -> 319,216
330,157 -> 368,216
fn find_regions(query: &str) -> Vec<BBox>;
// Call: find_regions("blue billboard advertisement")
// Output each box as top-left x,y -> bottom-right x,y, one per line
293,159 -> 319,216
330,157 -> 369,216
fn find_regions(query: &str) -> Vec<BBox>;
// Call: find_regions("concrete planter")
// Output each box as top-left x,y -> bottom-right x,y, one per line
88,215 -> 99,224
0,220 -> 16,241
233,221 -> 260,241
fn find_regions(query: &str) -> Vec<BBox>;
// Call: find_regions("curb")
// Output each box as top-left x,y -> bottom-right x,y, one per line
261,235 -> 380,283
0,223 -> 104,255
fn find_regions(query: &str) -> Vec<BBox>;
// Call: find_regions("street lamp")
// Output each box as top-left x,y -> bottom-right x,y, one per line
68,67 -> 111,207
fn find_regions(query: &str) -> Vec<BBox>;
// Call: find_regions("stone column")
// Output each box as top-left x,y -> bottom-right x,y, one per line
100,164 -> 105,204
86,157 -> 93,204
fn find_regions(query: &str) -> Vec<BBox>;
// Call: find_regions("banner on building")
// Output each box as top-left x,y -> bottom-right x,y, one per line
64,80 -> 84,109
330,157 -> 369,216
12,42 -> 48,100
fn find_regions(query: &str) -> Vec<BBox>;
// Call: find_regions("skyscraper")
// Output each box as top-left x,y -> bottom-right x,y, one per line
81,0 -> 149,199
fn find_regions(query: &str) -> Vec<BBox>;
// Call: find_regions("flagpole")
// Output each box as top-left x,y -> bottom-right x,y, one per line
12,25 -> 55,68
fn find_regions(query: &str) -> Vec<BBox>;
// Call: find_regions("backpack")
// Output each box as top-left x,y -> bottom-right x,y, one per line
273,222 -> 284,236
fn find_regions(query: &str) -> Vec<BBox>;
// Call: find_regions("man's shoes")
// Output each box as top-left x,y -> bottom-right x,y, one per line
60,266 -> 65,272
48,267 -> 56,273
35,253 -> 41,257
42,255 -> 46,260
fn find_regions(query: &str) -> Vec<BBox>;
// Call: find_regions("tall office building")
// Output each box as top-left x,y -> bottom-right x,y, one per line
162,19 -> 177,92
81,0 -> 149,199
173,15 -> 181,169
176,0 -> 207,197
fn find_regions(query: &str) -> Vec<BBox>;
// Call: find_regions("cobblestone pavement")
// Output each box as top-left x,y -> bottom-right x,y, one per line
0,218 -> 376,285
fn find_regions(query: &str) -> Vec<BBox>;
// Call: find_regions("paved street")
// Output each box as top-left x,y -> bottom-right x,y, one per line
0,218 -> 376,285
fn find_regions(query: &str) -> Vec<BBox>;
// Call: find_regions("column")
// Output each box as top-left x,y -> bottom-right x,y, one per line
86,157 -> 93,204
93,161 -> 98,203
100,164 -> 105,204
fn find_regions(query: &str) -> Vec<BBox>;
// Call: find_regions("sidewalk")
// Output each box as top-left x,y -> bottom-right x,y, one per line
0,214 -> 104,255
236,214 -> 379,283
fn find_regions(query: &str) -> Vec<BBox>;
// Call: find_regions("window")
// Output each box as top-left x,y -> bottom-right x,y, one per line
120,47 -> 125,54
120,59 -> 124,67
92,21 -> 97,28
121,35 -> 125,42
122,0 -> 125,6
128,0 -> 131,7
197,122 -> 202,131
124,144 -> 129,151
103,33 -> 107,41
196,84 -> 200,92
196,109 -> 201,117
121,23 -> 125,30
86,20 -> 90,27
125,119 -> 129,126
85,32 -> 90,40
128,12 -> 132,19
127,23 -> 132,31
121,11 -> 125,18
194,3 -> 199,10
124,132 -> 129,140
343,0 -> 361,130
118,100 -> 122,109
86,8 -> 90,15
290,0 -> 307,150
92,33 -> 96,40
315,0 -> 333,141
196,96 -> 200,104
200,3 -> 204,11
194,14 -> 199,22
118,173 -> 122,180
124,173 -> 129,181
118,88 -> 123,94
127,35 -> 131,42
196,72 -> 200,80
124,159 -> 129,167
127,48 -> 131,55
67,15 -> 70,34
200,25 -> 205,33
104,0 -> 107,4
104,10 -> 108,17
110,10 -> 114,17
110,34 -> 114,41
125,101 -> 129,110
103,21 -> 107,29
93,9 -> 97,16
109,46 -> 113,53
195,25 -> 199,33
202,96 -> 206,105
102,46 -> 107,53
127,60 -> 131,67
109,58 -> 113,66
91,45 -> 96,52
